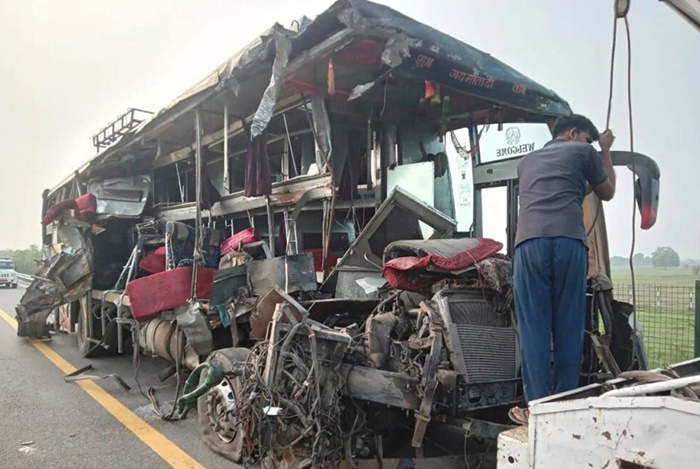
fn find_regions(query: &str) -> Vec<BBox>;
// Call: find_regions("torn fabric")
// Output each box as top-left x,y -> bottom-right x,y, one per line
383,238 -> 503,291
244,131 -> 272,197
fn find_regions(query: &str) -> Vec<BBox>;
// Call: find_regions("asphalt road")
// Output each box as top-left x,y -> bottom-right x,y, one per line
0,286 -> 235,469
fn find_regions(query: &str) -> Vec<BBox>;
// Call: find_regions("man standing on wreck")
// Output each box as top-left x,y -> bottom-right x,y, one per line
509,114 -> 616,425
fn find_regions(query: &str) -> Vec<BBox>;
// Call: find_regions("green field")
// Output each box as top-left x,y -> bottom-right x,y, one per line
634,307 -> 695,368
608,267 -> 697,368
611,267 -> 699,287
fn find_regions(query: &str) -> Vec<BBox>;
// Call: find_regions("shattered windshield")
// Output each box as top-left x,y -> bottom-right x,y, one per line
398,122 -> 454,221
395,123 -> 476,234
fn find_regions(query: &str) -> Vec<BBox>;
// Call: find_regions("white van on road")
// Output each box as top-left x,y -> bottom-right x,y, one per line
0,258 -> 18,289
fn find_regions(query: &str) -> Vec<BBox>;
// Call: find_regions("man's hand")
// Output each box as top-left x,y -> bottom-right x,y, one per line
593,129 -> 616,201
599,129 -> 615,151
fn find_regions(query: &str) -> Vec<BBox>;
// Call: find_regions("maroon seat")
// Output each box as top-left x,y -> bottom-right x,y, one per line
126,267 -> 214,321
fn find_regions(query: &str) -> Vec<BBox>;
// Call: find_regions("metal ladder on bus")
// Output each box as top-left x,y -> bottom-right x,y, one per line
283,209 -> 298,256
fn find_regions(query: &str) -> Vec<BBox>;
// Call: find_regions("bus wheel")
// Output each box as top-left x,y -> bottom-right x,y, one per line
197,347 -> 249,462
76,301 -> 119,358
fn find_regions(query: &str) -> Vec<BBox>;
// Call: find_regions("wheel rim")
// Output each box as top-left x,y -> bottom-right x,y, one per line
205,377 -> 238,443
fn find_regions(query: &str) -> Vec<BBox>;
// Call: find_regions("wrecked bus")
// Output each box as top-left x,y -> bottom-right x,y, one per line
17,1 -> 662,466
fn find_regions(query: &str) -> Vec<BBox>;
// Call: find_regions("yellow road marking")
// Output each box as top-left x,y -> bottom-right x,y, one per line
0,308 -> 204,469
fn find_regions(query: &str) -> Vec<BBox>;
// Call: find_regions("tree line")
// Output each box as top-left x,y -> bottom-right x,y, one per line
0,245 -> 41,274
611,246 -> 697,271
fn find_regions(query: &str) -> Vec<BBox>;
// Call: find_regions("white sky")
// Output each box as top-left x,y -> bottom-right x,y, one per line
0,0 -> 698,258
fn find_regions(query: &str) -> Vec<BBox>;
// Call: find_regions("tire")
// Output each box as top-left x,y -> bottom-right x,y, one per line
197,347 -> 250,462
12,283 -> 17,289
77,302 -> 102,358
77,301 -> 120,358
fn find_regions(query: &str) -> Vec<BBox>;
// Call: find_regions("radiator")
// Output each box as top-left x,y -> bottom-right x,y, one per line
433,290 -> 518,384
457,325 -> 517,383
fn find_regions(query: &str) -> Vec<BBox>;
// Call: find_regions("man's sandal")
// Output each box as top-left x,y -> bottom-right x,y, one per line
508,406 -> 530,426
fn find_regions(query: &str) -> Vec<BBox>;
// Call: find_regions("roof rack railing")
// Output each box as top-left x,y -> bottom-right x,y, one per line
91,108 -> 153,152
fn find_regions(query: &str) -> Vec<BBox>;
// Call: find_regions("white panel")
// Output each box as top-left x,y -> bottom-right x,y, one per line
481,186 -> 508,253
530,396 -> 700,468
445,129 -> 475,232
387,161 -> 435,238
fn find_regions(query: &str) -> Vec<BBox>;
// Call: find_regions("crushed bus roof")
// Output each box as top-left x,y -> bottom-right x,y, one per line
50,0 -> 572,195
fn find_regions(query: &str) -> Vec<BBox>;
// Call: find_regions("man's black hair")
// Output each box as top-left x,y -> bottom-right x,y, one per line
552,114 -> 600,141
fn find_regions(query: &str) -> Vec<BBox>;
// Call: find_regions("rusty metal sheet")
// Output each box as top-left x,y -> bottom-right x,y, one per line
247,253 -> 317,297
249,287 -> 307,340
16,225 -> 94,338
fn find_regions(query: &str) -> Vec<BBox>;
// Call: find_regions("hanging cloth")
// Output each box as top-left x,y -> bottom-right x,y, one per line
244,131 -> 272,197
197,148 -> 222,210
277,212 -> 287,256
338,137 -> 361,200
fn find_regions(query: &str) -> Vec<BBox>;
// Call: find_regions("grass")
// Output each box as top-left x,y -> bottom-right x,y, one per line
634,306 -> 695,369
607,270 -> 698,367
611,267 -> 700,287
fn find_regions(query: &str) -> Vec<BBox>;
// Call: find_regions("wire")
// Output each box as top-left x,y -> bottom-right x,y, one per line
148,328 -> 185,421
623,16 -> 638,370
605,17 -> 618,130
585,3 -> 638,375
129,317 -> 186,421
594,5 -> 638,370
586,14 -> 619,238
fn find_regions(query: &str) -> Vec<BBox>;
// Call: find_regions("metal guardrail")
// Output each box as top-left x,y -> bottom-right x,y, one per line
17,273 -> 33,284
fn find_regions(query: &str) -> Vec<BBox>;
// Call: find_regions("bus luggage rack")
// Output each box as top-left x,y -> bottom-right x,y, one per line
91,108 -> 152,151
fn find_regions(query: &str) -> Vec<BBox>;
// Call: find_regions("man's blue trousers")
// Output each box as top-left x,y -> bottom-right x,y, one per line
514,237 -> 588,402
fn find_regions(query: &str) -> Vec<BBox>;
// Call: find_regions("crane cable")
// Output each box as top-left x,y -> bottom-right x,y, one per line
586,11 -> 619,238
594,2 -> 639,371
623,15 -> 639,371
612,3 -> 639,371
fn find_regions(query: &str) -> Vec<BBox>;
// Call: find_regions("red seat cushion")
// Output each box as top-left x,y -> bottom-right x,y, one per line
139,248 -> 167,274
221,227 -> 260,255
126,267 -> 214,321
383,238 -> 503,292
42,199 -> 78,226
75,193 -> 97,221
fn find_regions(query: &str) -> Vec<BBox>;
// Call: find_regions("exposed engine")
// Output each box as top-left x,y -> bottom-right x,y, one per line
196,276 -> 519,467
